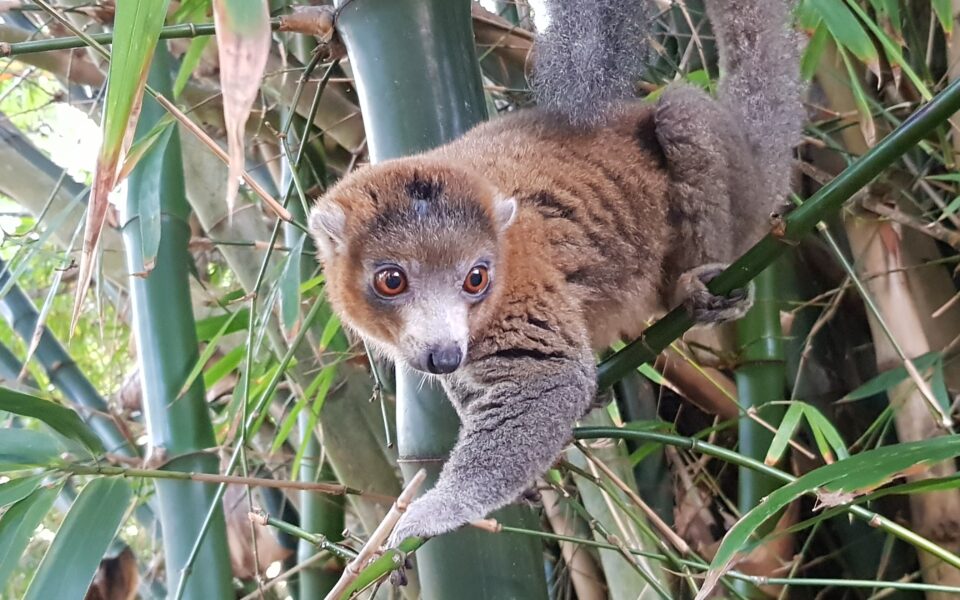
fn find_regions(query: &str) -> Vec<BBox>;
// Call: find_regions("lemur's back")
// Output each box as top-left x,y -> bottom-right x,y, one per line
432,104 -> 672,346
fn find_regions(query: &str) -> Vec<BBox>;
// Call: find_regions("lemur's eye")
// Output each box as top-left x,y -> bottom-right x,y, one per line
462,265 -> 490,295
373,268 -> 408,297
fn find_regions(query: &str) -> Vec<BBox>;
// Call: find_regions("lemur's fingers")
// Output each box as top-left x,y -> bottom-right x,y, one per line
678,263 -> 754,323
389,357 -> 594,543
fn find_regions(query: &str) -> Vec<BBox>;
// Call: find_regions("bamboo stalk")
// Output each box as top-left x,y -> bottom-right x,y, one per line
333,0 -> 550,598
121,45 -> 233,598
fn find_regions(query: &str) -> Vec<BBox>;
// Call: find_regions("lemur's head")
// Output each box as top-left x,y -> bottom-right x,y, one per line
309,159 -> 516,375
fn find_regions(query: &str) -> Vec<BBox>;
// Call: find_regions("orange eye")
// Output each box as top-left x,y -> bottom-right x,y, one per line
462,265 -> 489,295
373,268 -> 408,297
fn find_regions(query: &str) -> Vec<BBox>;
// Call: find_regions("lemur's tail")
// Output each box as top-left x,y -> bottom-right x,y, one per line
532,1 -> 805,192
531,0 -> 654,127
706,1 -> 805,201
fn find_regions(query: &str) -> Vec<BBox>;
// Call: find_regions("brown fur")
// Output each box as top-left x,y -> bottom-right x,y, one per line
309,0 -> 803,546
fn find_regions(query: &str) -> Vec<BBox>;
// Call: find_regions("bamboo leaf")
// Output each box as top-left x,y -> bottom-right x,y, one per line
808,0 -> 879,77
178,310 -> 242,400
290,365 -> 338,479
0,474 -> 43,508
203,344 -> 245,390
23,478 -> 132,600
801,23 -> 830,81
932,0 -> 953,35
319,312 -> 341,350
937,196 -> 960,222
173,0 -> 213,98
196,308 -> 250,341
212,0 -> 272,213
0,484 -> 60,590
273,363 -> 337,455
116,115 -> 175,183
174,37 -> 212,99
842,351 -> 939,401
0,387 -> 103,455
71,0 -> 172,333
802,404 -> 849,461
764,402 -> 803,465
0,429 -> 70,471
839,47 -> 876,146
697,436 -> 960,598
843,0 -> 932,100
280,236 -> 305,334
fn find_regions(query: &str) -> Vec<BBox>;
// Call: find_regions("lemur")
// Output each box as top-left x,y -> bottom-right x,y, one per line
309,0 -> 804,545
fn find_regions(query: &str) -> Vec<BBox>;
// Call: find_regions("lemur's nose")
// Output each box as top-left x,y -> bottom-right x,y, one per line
426,345 -> 462,374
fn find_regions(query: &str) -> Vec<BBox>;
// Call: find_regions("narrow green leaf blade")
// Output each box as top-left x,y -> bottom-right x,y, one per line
0,429 -> 67,470
0,484 -> 60,590
24,478 -> 132,600
843,351 -> 939,401
764,402 -> 804,465
0,474 -> 44,508
698,436 -> 960,598
0,387 -> 104,455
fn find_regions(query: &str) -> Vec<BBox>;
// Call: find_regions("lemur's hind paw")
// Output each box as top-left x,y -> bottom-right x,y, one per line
516,486 -> 542,508
679,263 -> 753,324
388,556 -> 413,587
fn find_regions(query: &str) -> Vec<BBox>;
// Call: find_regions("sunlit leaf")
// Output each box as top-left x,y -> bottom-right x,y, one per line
0,387 -> 103,455
178,310 -> 243,400
764,402 -> 803,466
204,345 -> 245,390
808,0 -> 878,77
932,0 -> 953,35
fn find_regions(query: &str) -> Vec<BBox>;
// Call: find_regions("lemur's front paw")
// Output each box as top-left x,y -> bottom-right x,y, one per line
386,491 -> 477,549
678,263 -> 754,323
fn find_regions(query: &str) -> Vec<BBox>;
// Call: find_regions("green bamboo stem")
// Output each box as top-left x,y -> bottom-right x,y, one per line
121,45 -> 233,599
572,427 -> 960,572
256,511 -> 357,561
333,0 -> 549,597
596,76 -> 960,389
735,264 -> 787,547
60,463 -> 359,495
0,20 -> 279,57
733,266 -> 787,598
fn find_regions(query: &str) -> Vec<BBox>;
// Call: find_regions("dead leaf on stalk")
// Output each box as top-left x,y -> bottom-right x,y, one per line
71,82 -> 147,334
213,0 -> 272,216
69,0 -> 171,335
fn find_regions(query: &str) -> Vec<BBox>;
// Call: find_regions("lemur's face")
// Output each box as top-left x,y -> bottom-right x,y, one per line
309,160 -> 515,375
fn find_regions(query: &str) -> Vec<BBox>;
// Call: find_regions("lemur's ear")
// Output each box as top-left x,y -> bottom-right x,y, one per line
309,201 -> 347,256
493,194 -> 517,232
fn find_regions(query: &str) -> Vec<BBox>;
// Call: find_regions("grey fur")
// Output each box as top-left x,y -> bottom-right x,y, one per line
388,340 -> 596,546
532,0 -> 654,126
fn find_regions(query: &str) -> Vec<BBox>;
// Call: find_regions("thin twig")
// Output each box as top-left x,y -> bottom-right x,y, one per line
325,469 -> 427,600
